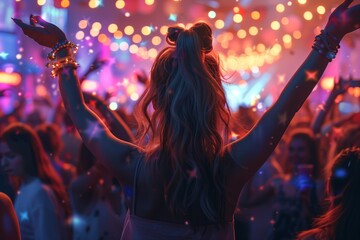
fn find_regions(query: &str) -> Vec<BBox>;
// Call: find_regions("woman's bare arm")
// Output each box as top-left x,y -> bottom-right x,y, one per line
13,17 -> 141,184
228,0 -> 360,176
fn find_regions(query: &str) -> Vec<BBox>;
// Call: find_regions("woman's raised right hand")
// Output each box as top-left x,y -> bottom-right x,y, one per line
325,0 -> 360,40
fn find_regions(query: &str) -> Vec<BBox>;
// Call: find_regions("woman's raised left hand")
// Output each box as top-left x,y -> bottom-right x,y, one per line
12,15 -> 66,48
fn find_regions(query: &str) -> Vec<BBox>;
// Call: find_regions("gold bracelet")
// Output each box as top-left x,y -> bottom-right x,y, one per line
49,57 -> 79,77
48,40 -> 78,61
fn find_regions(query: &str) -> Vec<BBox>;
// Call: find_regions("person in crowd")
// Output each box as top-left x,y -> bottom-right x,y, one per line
269,129 -> 325,240
311,77 -> 360,167
36,123 -> 76,188
0,123 -> 72,240
0,192 -> 21,240
70,143 -> 126,240
323,121 -> 360,181
297,147 -> 360,240
13,1 -> 360,238
59,112 -> 83,166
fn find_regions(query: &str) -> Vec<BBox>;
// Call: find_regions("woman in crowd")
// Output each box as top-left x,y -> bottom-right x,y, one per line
297,147 -> 360,240
270,129 -> 325,239
13,0 -> 360,238
0,123 -> 72,240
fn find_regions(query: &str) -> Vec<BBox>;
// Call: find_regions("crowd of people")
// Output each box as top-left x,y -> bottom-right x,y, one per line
0,0 -> 360,239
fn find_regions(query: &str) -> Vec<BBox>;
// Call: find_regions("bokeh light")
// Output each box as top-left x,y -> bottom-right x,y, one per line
145,0 -> 154,5
271,21 -> 280,31
237,29 -> 247,39
251,11 -> 261,20
129,44 -> 139,54
160,26 -> 168,35
114,30 -> 123,39
124,26 -> 135,35
37,0 -> 46,6
92,22 -> 102,31
61,0 -> 70,8
141,26 -> 152,36
75,31 -> 85,40
115,0 -> 125,9
215,20 -> 225,29
110,42 -> 119,52
233,14 -> 243,23
293,30 -> 302,39
208,11 -> 216,19
78,20 -> 88,29
281,17 -> 289,25
132,34 -> 142,44
119,42 -> 129,51
108,23 -> 118,33
152,36 -> 162,45
317,6 -> 326,15
90,29 -> 100,37
249,26 -> 259,36
276,4 -> 285,13
304,11 -> 313,21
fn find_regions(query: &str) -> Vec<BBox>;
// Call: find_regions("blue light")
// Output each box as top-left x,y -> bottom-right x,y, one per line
240,0 -> 252,7
334,168 -> 347,179
41,0 -> 68,32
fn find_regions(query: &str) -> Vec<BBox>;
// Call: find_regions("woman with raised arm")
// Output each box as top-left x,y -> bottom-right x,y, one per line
12,1 -> 360,239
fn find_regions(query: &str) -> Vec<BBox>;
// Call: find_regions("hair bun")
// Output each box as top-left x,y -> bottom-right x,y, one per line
191,22 -> 213,53
166,26 -> 184,46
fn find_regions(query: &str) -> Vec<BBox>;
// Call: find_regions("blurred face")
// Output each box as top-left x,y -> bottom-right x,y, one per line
0,141 -> 25,176
288,137 -> 311,165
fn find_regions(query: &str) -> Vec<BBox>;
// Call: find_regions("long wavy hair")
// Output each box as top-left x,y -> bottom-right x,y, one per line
0,123 -> 71,220
134,22 -> 231,223
297,147 -> 360,240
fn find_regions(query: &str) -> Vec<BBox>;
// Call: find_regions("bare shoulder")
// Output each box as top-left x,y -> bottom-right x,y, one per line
0,192 -> 12,209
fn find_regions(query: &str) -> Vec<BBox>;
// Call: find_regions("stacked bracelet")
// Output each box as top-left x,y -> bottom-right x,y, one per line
46,40 -> 79,77
312,30 -> 340,62
48,57 -> 79,78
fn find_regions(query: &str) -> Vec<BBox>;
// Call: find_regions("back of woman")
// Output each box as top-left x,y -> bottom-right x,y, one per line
121,152 -> 241,240
12,2 -> 360,239
132,23 -> 231,220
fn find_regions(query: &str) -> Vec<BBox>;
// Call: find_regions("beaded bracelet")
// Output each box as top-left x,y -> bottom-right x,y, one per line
49,57 -> 79,77
312,30 -> 340,62
46,40 -> 79,77
47,40 -> 78,61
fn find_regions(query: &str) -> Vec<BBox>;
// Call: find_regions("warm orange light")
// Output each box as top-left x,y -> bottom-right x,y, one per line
320,77 -> 335,91
348,87 -> 360,97
81,80 -> 98,92
61,0 -> 70,8
0,72 -> 21,85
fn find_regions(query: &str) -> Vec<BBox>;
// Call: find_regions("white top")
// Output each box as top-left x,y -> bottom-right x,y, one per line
14,178 -> 66,240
